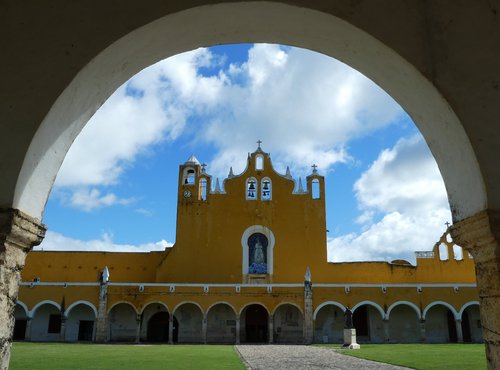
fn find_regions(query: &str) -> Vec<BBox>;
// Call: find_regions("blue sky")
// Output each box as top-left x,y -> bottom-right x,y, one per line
38,44 -> 451,263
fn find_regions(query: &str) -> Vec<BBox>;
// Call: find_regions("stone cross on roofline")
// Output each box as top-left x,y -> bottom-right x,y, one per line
257,140 -> 262,149
312,164 -> 318,174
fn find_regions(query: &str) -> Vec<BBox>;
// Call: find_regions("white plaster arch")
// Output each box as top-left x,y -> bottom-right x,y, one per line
313,301 -> 347,320
352,301 -> 385,319
386,301 -> 422,320
241,225 -> 275,275
13,2 -> 484,224
206,301 -> 237,317
423,301 -> 459,320
271,302 -> 303,316
458,301 -> 480,318
30,300 -> 61,317
65,300 -> 97,318
15,301 -> 29,318
140,301 -> 170,315
172,301 -> 204,316
239,302 -> 270,316
107,301 -> 138,315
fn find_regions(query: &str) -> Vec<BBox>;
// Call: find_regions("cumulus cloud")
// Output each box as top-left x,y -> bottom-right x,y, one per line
55,44 -> 404,211
36,230 -> 172,253
328,136 -> 451,263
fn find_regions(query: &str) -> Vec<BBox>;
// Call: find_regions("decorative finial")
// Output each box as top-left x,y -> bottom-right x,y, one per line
257,140 -> 262,149
305,266 -> 311,283
228,166 -> 234,178
100,266 -> 110,284
201,163 -> 207,173
285,166 -> 292,179
214,178 -> 221,193
312,164 -> 318,174
298,177 -> 304,193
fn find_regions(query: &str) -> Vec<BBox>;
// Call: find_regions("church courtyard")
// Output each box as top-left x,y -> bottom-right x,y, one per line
9,343 -> 486,370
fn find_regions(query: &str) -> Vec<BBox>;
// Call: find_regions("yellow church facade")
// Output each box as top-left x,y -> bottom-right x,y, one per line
13,146 -> 482,345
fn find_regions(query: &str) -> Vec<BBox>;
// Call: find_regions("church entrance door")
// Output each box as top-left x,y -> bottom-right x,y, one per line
244,304 -> 268,343
147,312 -> 170,342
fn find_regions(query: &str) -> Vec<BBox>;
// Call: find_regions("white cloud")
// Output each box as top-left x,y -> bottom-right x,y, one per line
36,230 -> 172,252
328,136 -> 451,263
65,188 -> 134,212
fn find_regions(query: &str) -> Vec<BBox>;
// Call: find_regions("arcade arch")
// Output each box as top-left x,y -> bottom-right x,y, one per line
206,302 -> 237,344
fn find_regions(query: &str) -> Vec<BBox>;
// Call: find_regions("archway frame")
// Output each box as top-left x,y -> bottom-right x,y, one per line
352,300 -> 386,319
423,301 -> 459,320
12,1 -> 484,225
65,300 -> 98,318
313,301 -> 346,320
386,301 -> 422,320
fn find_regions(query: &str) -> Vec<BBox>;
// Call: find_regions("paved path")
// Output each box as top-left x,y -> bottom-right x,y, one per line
235,345 -> 412,370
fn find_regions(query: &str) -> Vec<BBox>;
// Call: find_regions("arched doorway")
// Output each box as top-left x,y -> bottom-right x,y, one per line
108,303 -> 137,342
65,303 -> 96,342
313,304 -> 344,344
425,304 -> 458,343
206,303 -> 237,344
13,304 -> 28,341
387,305 -> 420,343
352,303 -> 385,343
173,303 -> 203,343
242,304 -> 268,343
147,312 -> 171,342
30,302 -> 62,342
461,304 -> 483,343
273,304 -> 303,344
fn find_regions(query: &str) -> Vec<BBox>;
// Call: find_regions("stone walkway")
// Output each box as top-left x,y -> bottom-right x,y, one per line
235,345 -> 412,370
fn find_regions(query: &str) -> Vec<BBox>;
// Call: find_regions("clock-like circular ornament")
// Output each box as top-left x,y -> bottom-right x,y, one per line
183,190 -> 192,198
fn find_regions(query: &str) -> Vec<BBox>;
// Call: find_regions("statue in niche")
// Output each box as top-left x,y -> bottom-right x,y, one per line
248,233 -> 268,274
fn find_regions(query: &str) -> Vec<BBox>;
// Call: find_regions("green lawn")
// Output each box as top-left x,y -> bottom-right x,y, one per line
334,344 -> 486,370
10,343 -> 246,370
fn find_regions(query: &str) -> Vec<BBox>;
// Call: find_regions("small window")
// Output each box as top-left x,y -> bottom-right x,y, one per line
312,179 -> 320,199
256,155 -> 264,170
439,243 -> 449,261
453,245 -> 463,260
183,168 -> 195,185
199,178 -> 207,201
246,178 -> 257,200
48,314 -> 62,334
261,178 -> 272,200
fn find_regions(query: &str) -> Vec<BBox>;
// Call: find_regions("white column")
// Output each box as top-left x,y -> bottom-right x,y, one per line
135,315 -> 141,343
420,319 -> 426,343
25,318 -> 32,341
60,316 -> 67,342
455,319 -> 464,343
268,315 -> 274,344
168,315 -> 174,344
202,316 -> 207,344
235,315 -> 240,344
383,319 -> 390,343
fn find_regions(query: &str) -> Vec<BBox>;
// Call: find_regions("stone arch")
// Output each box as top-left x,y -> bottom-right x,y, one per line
239,302 -> 271,316
423,301 -> 459,343
65,300 -> 98,318
107,301 -> 138,315
272,303 -> 303,344
30,300 -> 61,317
313,301 -> 347,320
351,301 -> 385,343
272,302 -> 303,316
172,301 -> 204,316
313,302 -> 344,344
206,301 -> 237,317
12,2 -> 483,229
386,301 -> 421,320
459,301 -> 480,318
30,300 -> 63,342
15,301 -> 29,318
108,302 -> 138,342
64,301 -> 97,342
140,301 -> 169,315
352,301 -> 385,319
386,302 -> 421,343
422,301 -> 459,320
173,302 -> 204,343
240,302 -> 269,343
206,302 -> 238,344
13,301 -> 29,341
